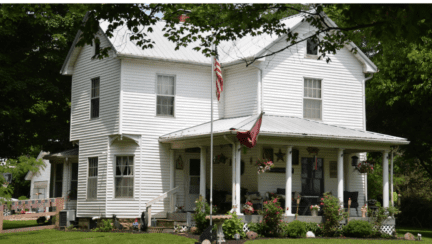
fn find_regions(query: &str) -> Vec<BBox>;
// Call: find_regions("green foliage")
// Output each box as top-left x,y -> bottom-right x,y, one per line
92,219 -> 113,232
193,196 -> 217,234
258,197 -> 284,236
398,197 -> 432,228
280,220 -> 306,238
0,155 -> 45,200
18,196 -> 28,200
246,222 -> 266,237
367,203 -> 400,231
305,222 -> 323,237
321,192 -> 346,237
343,220 -> 374,238
222,212 -> 246,239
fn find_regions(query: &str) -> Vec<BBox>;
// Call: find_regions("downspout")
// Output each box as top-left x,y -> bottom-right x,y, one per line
251,64 -> 263,114
363,73 -> 374,131
223,135 -> 236,213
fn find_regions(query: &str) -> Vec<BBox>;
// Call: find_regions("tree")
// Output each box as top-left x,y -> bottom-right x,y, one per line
0,4 -> 88,158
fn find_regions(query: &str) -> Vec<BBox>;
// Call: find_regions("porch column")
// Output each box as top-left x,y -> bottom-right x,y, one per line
200,146 -> 207,199
231,143 -> 236,212
169,149 -> 175,212
337,148 -> 344,206
390,151 -> 394,207
285,146 -> 294,216
383,150 -> 390,208
235,142 -> 242,215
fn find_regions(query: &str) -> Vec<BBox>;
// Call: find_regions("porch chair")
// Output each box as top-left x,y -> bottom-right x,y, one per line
343,191 -> 359,216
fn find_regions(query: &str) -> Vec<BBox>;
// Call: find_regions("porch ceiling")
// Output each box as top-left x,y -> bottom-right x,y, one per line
159,114 -> 409,148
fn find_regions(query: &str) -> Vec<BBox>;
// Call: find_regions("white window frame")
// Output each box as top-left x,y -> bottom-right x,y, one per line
114,155 -> 134,199
87,157 -> 98,199
90,77 -> 100,119
155,74 -> 176,117
303,78 -> 323,120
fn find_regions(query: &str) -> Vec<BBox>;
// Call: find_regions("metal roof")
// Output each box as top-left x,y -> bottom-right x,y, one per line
43,148 -> 78,159
160,114 -> 409,145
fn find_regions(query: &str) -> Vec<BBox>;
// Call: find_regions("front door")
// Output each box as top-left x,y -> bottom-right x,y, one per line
186,159 -> 201,211
301,157 -> 324,214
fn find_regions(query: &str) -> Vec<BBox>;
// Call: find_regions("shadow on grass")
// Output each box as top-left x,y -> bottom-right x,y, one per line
397,226 -> 432,240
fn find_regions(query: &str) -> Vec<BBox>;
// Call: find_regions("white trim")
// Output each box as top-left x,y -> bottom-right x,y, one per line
119,59 -> 124,134
113,155 -> 135,199
155,73 -> 177,117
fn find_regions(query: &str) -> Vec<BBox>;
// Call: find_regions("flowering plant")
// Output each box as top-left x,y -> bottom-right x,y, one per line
310,204 -> 320,211
242,201 -> 254,215
214,153 -> 227,164
356,161 -> 374,174
258,197 -> 284,236
256,159 -> 274,174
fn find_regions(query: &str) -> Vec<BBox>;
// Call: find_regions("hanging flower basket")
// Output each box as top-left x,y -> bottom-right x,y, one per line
256,159 -> 274,174
214,153 -> 227,164
356,161 -> 374,174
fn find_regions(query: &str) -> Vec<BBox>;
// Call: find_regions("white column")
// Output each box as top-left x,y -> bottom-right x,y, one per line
285,146 -> 294,216
337,148 -> 344,207
235,142 -> 242,215
169,149 -> 175,212
390,151 -> 394,207
383,150 -> 390,208
200,146 -> 207,199
231,143 -> 236,212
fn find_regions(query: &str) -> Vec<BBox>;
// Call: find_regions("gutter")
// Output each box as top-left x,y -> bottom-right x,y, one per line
117,53 -> 212,67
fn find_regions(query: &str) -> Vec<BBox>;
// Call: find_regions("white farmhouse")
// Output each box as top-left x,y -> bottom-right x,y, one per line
53,13 -> 408,224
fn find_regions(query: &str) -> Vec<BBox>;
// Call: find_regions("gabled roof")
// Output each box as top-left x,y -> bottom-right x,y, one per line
24,151 -> 49,181
160,114 -> 408,145
61,13 -> 377,74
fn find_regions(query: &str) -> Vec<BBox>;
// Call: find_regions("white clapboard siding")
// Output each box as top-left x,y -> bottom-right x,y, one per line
70,32 -> 120,142
174,150 -> 186,207
76,136 -> 108,218
223,64 -> 259,118
259,22 -> 365,130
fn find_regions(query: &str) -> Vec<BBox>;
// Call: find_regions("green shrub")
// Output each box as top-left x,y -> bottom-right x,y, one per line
193,196 -> 217,234
305,222 -> 322,236
257,197 -> 284,236
343,220 -> 373,238
321,192 -> 347,236
222,212 -> 246,239
247,222 -> 266,237
18,196 -> 28,200
281,220 -> 306,238
92,219 -> 112,232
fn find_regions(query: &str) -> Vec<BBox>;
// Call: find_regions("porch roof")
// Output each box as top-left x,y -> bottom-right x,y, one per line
159,114 -> 409,145
43,148 -> 78,160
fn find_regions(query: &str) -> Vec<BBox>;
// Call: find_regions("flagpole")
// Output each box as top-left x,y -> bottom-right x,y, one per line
210,45 -> 215,227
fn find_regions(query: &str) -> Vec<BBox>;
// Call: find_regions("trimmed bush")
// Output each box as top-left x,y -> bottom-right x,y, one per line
281,220 -> 306,238
343,220 -> 374,238
305,222 -> 322,236
222,212 -> 246,239
247,222 -> 266,237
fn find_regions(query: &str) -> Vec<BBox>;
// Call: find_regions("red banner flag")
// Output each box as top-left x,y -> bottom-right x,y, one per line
214,57 -> 223,101
236,112 -> 264,148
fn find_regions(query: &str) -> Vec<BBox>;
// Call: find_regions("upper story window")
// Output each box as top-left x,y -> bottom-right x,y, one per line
115,156 -> 134,198
156,75 -> 175,116
303,78 -> 322,120
87,157 -> 98,199
306,38 -> 318,55
91,77 -> 100,118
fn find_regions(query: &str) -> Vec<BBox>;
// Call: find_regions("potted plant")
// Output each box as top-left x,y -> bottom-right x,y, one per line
242,201 -> 254,215
361,204 -> 368,218
256,159 -> 274,174
355,161 -> 374,174
310,204 -> 320,216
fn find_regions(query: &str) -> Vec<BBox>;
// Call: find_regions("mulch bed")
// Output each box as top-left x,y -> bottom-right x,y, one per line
171,232 -> 407,243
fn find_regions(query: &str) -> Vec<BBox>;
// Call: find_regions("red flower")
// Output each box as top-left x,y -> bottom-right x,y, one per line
273,198 -> 277,203
320,202 -> 324,205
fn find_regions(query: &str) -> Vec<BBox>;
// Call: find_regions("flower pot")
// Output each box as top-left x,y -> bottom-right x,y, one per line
361,209 -> 367,218
311,209 -> 318,217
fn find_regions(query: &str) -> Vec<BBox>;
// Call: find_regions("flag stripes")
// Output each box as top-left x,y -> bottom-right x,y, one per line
214,57 -> 223,101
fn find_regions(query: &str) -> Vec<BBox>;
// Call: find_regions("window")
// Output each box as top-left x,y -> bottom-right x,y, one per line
87,158 -> 98,199
156,75 -> 175,116
306,38 -> 318,55
91,77 -> 100,118
69,163 -> 78,200
115,156 -> 134,198
54,163 -> 63,197
303,78 -> 322,120
94,39 -> 100,56
330,161 -> 337,178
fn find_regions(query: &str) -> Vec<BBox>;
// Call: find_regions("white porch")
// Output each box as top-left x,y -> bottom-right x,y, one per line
160,114 -> 408,217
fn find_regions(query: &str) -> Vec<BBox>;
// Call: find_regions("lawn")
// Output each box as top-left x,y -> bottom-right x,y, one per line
0,230 -> 196,244
2,220 -> 39,230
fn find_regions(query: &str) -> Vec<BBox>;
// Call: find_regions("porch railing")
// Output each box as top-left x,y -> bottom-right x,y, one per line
145,186 -> 179,227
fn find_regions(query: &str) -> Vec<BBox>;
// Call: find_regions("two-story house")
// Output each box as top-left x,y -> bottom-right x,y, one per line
53,13 -> 408,224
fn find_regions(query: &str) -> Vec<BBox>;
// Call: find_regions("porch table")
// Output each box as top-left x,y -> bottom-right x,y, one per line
205,215 -> 232,244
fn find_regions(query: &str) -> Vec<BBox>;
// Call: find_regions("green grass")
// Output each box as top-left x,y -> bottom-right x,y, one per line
0,230 -> 196,244
2,220 -> 39,230
396,226 -> 432,242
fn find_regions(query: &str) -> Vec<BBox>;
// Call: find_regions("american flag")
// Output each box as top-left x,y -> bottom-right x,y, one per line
214,56 -> 223,101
